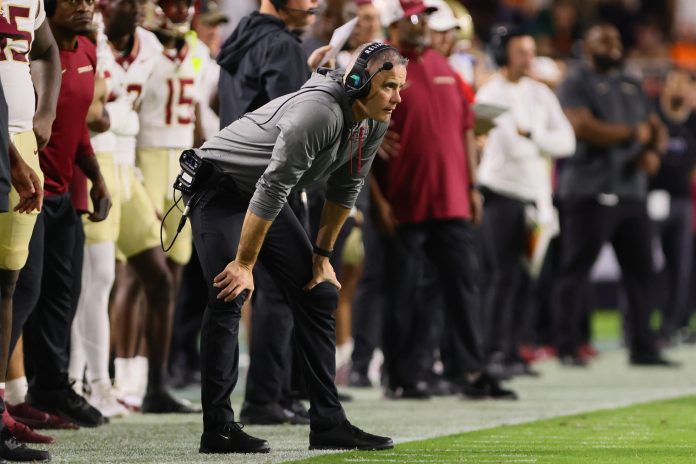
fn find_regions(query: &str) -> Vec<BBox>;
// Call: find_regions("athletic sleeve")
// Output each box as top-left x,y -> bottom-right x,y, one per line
34,0 -> 46,29
249,100 -> 340,221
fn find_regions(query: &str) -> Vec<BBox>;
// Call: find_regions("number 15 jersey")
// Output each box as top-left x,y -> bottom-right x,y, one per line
136,33 -> 210,149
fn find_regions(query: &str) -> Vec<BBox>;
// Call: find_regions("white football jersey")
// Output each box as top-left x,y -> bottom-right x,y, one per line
136,34 -> 210,149
0,0 -> 45,134
108,26 -> 162,165
90,27 -> 116,154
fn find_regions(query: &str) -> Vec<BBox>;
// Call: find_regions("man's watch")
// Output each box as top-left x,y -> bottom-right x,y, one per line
313,244 -> 333,258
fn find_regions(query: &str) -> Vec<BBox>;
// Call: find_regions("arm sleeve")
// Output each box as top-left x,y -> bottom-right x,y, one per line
76,123 -> 95,161
34,0 -> 46,29
531,86 -> 577,158
261,40 -> 310,100
105,99 -> 140,137
325,121 -> 388,209
249,101 -> 340,220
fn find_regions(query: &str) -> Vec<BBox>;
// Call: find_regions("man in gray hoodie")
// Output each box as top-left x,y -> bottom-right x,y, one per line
191,43 -> 406,454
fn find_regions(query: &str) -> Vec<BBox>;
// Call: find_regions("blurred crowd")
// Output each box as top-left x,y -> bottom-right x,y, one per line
1,0 -> 696,460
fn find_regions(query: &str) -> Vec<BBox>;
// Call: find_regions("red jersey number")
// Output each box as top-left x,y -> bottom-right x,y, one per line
0,7 -> 33,63
165,77 -> 195,125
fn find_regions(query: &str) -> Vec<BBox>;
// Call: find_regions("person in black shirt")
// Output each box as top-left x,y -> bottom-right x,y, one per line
649,68 -> 696,343
555,24 -> 674,366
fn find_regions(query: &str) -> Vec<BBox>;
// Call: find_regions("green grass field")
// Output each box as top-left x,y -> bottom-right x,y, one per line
35,310 -> 696,463
291,396 -> 696,464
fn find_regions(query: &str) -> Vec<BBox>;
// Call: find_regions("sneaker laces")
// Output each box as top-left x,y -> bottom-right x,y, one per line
64,382 -> 88,409
345,421 -> 367,438
222,422 -> 245,434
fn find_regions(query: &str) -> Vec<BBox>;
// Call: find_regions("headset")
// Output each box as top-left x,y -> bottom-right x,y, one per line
248,42 -> 398,129
489,24 -> 527,67
344,42 -> 398,100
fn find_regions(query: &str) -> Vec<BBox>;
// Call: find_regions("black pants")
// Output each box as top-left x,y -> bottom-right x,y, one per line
13,194 -> 83,388
480,189 -> 528,359
653,196 -> 693,337
188,177 -> 345,431
383,220 -> 483,388
350,211 -> 384,376
553,197 -> 657,357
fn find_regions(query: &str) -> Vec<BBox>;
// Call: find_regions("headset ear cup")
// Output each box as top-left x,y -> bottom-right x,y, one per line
345,69 -> 370,99
494,45 -> 507,67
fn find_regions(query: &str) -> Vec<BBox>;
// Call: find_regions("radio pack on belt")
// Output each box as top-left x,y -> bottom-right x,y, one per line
174,149 -> 214,195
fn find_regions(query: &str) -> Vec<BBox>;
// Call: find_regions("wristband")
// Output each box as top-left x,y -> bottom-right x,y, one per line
313,244 -> 333,258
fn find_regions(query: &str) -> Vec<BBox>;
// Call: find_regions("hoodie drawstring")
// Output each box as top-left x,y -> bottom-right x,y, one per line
349,128 -> 354,175
349,125 -> 364,176
358,126 -> 364,173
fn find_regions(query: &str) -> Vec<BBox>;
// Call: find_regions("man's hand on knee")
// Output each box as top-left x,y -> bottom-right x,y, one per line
214,261 -> 254,303
303,255 -> 341,291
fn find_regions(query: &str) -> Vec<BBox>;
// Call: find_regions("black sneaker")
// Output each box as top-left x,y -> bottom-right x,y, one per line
27,382 -> 105,428
461,372 -> 518,400
199,422 -> 270,454
141,391 -> 201,413
0,428 -> 51,462
280,399 -> 311,425
240,402 -> 297,425
309,420 -> 393,451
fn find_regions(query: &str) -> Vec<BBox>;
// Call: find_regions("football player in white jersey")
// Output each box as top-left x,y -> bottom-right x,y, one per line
137,0 -> 209,281
100,0 -> 197,414
0,0 -> 58,460
67,11 -> 131,420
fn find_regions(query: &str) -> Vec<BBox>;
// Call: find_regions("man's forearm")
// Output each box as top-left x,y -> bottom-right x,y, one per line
8,142 -> 21,167
76,156 -> 105,184
565,108 -> 633,146
315,200 -> 351,252
30,23 -> 61,120
236,210 -> 273,268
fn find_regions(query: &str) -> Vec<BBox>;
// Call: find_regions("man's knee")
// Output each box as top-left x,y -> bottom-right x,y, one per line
207,289 -> 247,318
304,282 -> 339,311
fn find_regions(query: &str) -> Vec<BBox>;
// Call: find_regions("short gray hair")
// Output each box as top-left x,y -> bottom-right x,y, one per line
350,43 -> 409,74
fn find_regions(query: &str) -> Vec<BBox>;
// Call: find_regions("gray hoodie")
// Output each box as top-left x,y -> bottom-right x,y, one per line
201,72 -> 388,221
